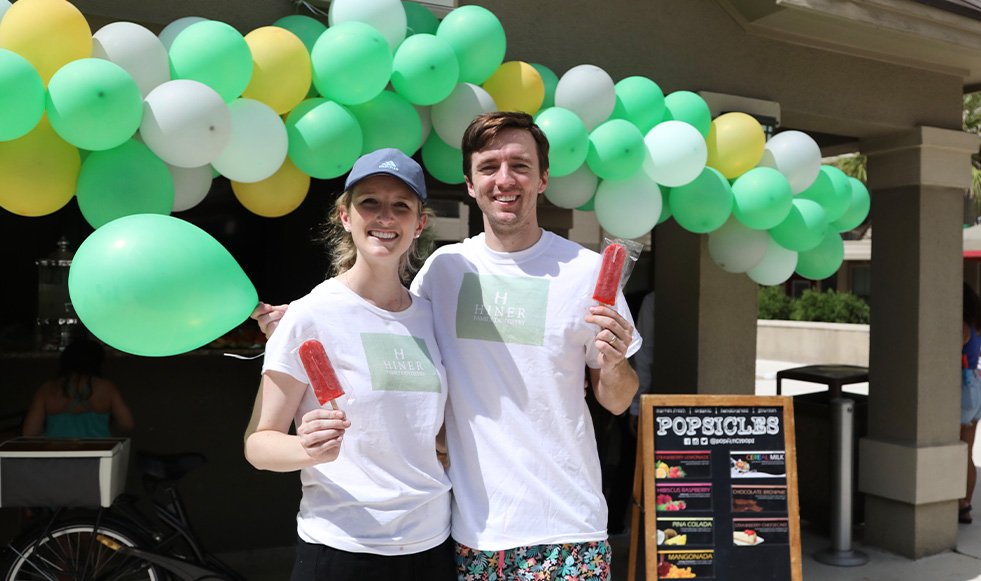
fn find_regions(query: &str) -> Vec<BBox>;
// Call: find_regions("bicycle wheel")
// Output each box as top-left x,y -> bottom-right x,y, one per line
4,517 -> 162,581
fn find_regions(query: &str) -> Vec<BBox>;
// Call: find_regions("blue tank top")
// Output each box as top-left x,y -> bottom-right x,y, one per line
964,326 -> 981,370
44,412 -> 111,438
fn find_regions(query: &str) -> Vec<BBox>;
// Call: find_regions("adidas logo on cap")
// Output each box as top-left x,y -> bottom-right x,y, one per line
378,160 -> 399,172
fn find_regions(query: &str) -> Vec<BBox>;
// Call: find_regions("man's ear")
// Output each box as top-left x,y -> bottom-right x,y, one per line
538,169 -> 549,194
465,177 -> 477,200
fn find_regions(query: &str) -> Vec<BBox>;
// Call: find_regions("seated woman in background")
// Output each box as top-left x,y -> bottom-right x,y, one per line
22,337 -> 134,438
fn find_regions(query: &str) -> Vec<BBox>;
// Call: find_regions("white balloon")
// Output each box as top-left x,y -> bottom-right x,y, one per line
545,163 -> 598,209
93,22 -> 170,98
415,104 -> 432,144
211,99 -> 288,183
168,164 -> 213,212
158,16 -> 208,50
594,171 -> 662,239
757,130 -> 821,194
642,120 -> 707,187
141,80 -> 232,168
707,217 -> 768,273
431,83 -> 496,149
554,64 -> 615,131
329,0 -> 406,52
747,236 -> 798,286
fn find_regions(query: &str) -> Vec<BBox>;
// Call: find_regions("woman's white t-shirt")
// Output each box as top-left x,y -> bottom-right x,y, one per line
262,278 -> 451,555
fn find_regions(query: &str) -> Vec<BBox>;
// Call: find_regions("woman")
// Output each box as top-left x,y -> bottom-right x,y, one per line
244,149 -> 453,580
22,337 -> 134,438
961,283 -> 981,524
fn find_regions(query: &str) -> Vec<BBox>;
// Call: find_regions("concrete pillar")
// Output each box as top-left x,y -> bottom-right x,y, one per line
652,221 -> 757,394
859,126 -> 978,557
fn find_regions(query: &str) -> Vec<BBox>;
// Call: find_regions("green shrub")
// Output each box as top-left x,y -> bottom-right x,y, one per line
758,286 -> 792,320
789,289 -> 870,324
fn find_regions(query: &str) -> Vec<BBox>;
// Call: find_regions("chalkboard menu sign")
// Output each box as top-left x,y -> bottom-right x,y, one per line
639,395 -> 802,581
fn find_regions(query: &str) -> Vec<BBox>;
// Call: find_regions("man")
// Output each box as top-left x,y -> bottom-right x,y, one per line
254,112 -> 641,579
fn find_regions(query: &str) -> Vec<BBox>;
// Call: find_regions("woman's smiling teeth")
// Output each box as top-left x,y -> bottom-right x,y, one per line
369,230 -> 397,239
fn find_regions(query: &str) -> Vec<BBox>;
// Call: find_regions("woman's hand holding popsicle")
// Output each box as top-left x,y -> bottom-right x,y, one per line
296,408 -> 350,463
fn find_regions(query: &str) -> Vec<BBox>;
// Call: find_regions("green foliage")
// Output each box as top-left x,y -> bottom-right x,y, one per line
789,289 -> 870,324
758,285 -> 792,320
758,287 -> 870,324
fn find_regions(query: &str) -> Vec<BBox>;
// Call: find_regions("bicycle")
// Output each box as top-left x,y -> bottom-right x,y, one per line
2,444 -> 245,581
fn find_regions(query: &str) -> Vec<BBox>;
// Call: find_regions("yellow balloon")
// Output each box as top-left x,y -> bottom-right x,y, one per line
242,27 -> 312,115
0,0 -> 91,85
705,112 -> 766,179
482,61 -> 545,115
232,158 -> 310,217
0,118 -> 80,216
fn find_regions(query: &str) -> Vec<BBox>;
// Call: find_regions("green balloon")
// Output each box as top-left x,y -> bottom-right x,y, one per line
796,230 -> 844,280
69,214 -> 257,357
769,198 -> 828,251
403,1 -> 439,36
391,33 -> 459,106
436,5 -> 506,84
731,167 -> 793,230
76,139 -> 175,229
832,177 -> 871,232
657,187 -> 672,224
311,21 -> 392,106
46,58 -> 143,151
536,107 -> 588,177
169,21 -> 253,103
799,165 -> 853,223
287,100 -> 363,179
0,48 -> 44,141
670,167 -> 732,233
421,131 -> 464,184
663,91 -> 711,137
577,193 -> 596,212
531,63 -> 559,110
349,90 -> 423,155
611,76 -> 665,134
273,14 -> 327,52
586,119 -> 646,180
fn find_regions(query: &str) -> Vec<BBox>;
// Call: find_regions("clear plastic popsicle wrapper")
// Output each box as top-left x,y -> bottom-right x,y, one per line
591,237 -> 643,305
297,339 -> 345,410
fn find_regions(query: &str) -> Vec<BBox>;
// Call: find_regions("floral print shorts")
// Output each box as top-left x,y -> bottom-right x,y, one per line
455,539 -> 611,580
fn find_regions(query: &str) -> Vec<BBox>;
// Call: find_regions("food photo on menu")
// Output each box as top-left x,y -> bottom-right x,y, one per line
729,450 -> 787,478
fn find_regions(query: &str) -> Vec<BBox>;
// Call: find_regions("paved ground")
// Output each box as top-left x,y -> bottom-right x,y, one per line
216,360 -> 981,580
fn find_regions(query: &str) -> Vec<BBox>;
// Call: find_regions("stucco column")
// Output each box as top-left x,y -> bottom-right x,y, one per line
859,126 -> 978,557
652,220 -> 758,394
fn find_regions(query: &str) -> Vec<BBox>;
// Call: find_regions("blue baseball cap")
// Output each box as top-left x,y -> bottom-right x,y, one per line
344,148 -> 427,204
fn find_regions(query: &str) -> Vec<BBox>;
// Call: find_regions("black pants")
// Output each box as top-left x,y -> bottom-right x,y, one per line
291,536 -> 456,581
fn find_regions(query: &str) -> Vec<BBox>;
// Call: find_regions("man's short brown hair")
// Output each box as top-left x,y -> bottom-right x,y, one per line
461,111 -> 550,180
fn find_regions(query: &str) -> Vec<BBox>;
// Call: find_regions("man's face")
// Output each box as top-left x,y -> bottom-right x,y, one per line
466,128 -> 549,237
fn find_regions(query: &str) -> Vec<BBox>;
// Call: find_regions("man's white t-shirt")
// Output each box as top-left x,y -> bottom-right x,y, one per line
262,278 -> 451,555
411,231 -> 642,550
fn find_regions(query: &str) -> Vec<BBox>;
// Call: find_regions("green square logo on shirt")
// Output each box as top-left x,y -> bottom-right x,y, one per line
361,333 -> 441,392
455,273 -> 548,345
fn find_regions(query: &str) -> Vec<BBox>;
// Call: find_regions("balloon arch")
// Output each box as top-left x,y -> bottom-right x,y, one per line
0,0 -> 870,355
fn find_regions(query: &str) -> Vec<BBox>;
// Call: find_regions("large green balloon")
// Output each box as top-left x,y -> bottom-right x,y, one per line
798,165 -> 852,222
731,167 -> 793,230
273,14 -> 327,52
403,1 -> 439,36
312,21 -> 392,106
68,214 -> 258,357
663,91 -> 711,137
536,107 -> 588,177
832,177 -> 871,232
669,167 -> 732,233
287,99 -> 363,179
46,58 -> 143,151
76,139 -> 174,229
769,198 -> 827,252
611,76 -> 665,134
348,90 -> 422,155
586,119 -> 646,180
421,131 -> 464,184
169,21 -> 253,103
796,230 -> 844,280
531,63 -> 559,111
391,33 -> 459,106
436,5 -> 505,85
0,48 -> 44,141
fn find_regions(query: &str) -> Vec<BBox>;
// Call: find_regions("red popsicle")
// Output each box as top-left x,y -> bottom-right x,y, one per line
592,243 -> 627,305
298,339 -> 345,409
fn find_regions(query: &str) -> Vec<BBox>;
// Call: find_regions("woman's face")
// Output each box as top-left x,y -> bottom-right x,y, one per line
340,175 -> 426,263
